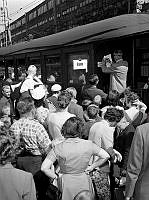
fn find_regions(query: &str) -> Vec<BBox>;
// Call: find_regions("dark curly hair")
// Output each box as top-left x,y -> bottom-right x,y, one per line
106,90 -> 120,106
104,107 -> 124,123
0,130 -> 23,165
58,90 -> 72,109
126,92 -> 139,104
61,117 -> 84,138
88,74 -> 99,85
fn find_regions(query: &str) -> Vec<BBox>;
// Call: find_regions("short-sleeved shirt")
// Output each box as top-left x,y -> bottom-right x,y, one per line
10,117 -> 51,155
20,75 -> 43,93
47,111 -> 75,140
89,119 -> 115,172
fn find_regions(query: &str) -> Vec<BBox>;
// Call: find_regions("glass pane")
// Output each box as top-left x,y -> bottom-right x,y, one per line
45,56 -> 62,83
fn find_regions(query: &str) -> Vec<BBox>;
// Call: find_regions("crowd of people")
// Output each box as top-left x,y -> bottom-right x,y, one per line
0,61 -> 149,200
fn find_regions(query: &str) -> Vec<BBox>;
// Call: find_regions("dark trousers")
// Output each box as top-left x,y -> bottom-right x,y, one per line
17,156 -> 50,200
17,155 -> 42,175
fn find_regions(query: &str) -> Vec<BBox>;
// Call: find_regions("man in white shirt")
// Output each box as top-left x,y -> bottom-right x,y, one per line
102,49 -> 128,94
20,65 -> 43,97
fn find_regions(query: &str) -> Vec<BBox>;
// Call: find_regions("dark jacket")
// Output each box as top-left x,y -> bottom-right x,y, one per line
82,85 -> 107,101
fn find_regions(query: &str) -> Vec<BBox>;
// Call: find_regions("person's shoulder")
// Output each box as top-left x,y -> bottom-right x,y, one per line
118,60 -> 128,67
137,123 -> 149,132
90,120 -> 102,132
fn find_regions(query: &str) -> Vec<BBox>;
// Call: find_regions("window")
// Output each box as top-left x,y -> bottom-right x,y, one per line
45,56 -> 62,83
48,0 -> 54,9
21,17 -> 26,24
16,20 -> 21,28
56,0 -> 60,5
29,10 -> 37,21
38,4 -> 47,15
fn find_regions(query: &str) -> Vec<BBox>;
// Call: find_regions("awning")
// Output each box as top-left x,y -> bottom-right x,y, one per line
1,13 -> 149,56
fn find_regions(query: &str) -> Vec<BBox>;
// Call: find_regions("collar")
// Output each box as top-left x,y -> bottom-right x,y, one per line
0,163 -> 14,169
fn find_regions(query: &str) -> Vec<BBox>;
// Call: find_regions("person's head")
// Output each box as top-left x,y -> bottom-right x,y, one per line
48,74 -> 56,82
27,65 -> 37,77
17,96 -> 35,116
61,117 -> 84,139
87,104 -> 99,119
126,92 -> 139,107
106,90 -> 120,106
73,190 -> 94,200
66,87 -> 77,99
93,95 -> 102,106
117,116 -> 129,130
51,84 -> 62,95
1,103 -> 10,116
88,74 -> 99,86
18,72 -> 26,81
82,99 -> 92,111
0,132 -> 21,165
31,85 -> 46,107
2,84 -> 11,98
113,49 -> 123,62
57,90 -> 72,109
104,107 -> 124,127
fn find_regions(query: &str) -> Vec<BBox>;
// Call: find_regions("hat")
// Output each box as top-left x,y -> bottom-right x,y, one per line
51,84 -> 61,92
87,104 -> 99,109
31,85 -> 46,100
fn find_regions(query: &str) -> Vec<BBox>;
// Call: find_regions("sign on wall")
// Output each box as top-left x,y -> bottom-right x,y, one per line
73,59 -> 88,72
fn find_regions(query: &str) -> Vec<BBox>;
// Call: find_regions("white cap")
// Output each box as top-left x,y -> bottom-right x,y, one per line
31,85 -> 45,100
51,84 -> 61,92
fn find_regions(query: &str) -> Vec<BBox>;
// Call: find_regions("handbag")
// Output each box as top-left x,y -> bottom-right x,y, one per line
46,182 -> 62,200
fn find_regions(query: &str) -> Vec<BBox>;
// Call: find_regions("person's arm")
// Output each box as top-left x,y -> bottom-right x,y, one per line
41,149 -> 57,179
36,125 -> 52,154
85,143 -> 110,173
101,58 -> 114,73
121,130 -> 134,173
23,173 -> 37,200
125,127 -> 143,199
101,59 -> 128,74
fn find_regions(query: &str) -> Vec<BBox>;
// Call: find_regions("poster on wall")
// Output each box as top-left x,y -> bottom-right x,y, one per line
73,59 -> 88,72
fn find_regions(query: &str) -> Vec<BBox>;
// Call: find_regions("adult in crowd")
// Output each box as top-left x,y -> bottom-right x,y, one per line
41,117 -> 110,200
113,116 -> 136,186
102,49 -> 128,93
101,90 -> 124,118
46,83 -> 62,112
88,107 -> 124,200
0,82 -> 15,120
125,123 -> 149,200
10,96 -> 51,175
32,86 -> 49,129
82,104 -> 102,140
82,74 -> 107,102
125,92 -> 147,122
20,65 -> 43,97
47,90 -> 75,143
143,77 -> 149,89
0,129 -> 37,200
66,87 -> 85,123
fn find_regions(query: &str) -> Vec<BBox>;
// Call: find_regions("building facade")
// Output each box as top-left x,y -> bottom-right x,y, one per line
0,0 -> 137,46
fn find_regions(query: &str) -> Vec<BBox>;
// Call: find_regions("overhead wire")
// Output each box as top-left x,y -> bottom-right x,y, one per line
9,0 -> 44,18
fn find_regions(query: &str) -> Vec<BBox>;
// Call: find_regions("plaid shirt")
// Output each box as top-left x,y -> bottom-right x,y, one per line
10,117 -> 51,155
